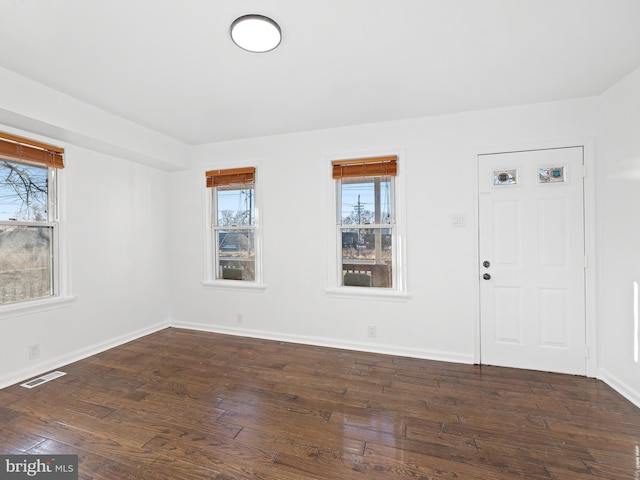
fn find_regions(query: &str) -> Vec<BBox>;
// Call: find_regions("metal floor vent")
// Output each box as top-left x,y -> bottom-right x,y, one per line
20,371 -> 67,389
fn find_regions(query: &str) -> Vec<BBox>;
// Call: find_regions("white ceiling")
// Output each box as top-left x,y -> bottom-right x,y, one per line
1,0 -> 640,145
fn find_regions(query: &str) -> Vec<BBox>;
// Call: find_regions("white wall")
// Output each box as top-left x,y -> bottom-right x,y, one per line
0,136 -> 171,387
597,66 -> 640,405
168,98 -> 599,363
3,66 -> 638,409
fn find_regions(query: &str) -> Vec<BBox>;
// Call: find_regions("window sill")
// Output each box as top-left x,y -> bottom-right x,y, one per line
324,287 -> 410,302
0,295 -> 76,320
202,280 -> 267,293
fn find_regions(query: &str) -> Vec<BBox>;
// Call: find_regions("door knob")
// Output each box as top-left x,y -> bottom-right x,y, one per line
483,273 -> 491,280
483,260 -> 490,268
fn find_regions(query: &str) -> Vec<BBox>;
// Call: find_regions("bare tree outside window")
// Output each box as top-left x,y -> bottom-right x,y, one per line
0,160 -> 48,221
339,176 -> 394,288
0,159 -> 53,304
214,186 -> 256,281
217,189 -> 253,227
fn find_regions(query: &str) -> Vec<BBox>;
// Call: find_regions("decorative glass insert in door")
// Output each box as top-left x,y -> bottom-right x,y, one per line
493,169 -> 518,186
539,167 -> 565,183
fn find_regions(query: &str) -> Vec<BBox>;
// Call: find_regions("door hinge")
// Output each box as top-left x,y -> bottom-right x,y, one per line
585,345 -> 590,359
582,165 -> 587,178
584,255 -> 589,269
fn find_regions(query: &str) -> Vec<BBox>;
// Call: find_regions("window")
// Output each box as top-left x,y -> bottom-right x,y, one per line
333,156 -> 397,289
0,132 -> 64,306
206,167 -> 258,282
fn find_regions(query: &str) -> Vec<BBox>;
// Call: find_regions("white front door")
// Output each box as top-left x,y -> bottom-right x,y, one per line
478,147 -> 586,375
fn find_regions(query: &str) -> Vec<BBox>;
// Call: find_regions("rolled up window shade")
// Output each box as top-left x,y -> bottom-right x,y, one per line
332,155 -> 397,179
0,132 -> 64,169
206,167 -> 255,188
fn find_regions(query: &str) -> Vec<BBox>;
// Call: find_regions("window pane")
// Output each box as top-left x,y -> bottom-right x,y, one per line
217,229 -> 255,281
0,225 -> 53,304
341,227 -> 392,288
0,160 -> 48,221
340,176 -> 392,225
216,185 -> 255,227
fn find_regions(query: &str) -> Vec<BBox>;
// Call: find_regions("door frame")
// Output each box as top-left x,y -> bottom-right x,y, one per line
473,138 -> 597,377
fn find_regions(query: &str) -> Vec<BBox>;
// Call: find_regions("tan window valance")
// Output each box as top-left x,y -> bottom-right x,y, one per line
332,155 -> 397,179
0,132 -> 64,169
206,167 -> 255,188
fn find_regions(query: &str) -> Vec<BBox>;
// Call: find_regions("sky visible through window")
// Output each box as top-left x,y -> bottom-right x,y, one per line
341,178 -> 392,225
216,186 -> 255,226
0,160 -> 48,221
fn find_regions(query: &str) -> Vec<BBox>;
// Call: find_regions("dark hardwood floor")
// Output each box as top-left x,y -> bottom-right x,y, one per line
1,328 -> 639,479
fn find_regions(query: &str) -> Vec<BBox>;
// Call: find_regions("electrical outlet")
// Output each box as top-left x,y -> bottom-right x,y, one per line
367,325 -> 377,338
236,313 -> 243,324
28,344 -> 40,360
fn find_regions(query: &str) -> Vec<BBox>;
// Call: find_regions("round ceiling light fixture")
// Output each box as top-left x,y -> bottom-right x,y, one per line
230,14 -> 282,53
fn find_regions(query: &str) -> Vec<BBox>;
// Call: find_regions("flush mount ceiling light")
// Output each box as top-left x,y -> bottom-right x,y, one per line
231,14 -> 281,53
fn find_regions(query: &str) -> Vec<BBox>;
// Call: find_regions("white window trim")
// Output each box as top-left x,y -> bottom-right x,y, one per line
0,156 -> 75,319
201,165 -> 266,291
0,295 -> 75,320
324,149 -> 409,301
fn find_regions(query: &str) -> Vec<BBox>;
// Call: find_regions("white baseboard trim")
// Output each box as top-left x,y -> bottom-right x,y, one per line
12,319 -> 639,412
598,368 -> 640,409
0,320 -> 170,390
171,321 -> 475,365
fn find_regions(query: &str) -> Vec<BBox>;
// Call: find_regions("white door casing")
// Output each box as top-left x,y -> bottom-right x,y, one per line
478,147 -> 586,375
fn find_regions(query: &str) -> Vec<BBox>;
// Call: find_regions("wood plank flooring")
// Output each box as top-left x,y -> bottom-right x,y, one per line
1,327 -> 639,479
